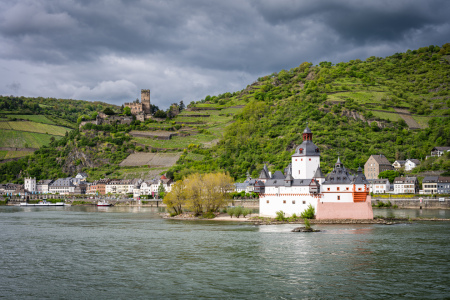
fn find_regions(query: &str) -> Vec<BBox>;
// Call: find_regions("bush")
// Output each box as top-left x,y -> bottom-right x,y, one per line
227,207 -> 235,218
233,206 -> 243,218
300,204 -> 315,219
275,210 -> 287,221
202,211 -> 215,219
288,213 -> 300,222
242,208 -> 252,217
304,218 -> 311,230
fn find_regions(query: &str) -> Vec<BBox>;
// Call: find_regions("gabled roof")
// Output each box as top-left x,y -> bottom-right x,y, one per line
264,179 -> 311,187
323,158 -> 352,185
407,159 -> 421,165
422,176 -> 439,183
352,167 -> 368,184
369,154 -> 391,165
272,171 -> 285,179
432,146 -> 450,151
394,177 -> 417,184
313,166 -> 325,178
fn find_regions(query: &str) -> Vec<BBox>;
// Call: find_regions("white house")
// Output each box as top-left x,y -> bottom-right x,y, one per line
430,147 -> 450,157
258,126 -> 373,220
404,159 -> 420,171
369,178 -> 390,194
393,177 -> 418,194
392,160 -> 406,170
37,180 -> 53,194
49,178 -> 76,195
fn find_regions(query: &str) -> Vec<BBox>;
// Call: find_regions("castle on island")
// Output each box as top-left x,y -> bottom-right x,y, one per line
256,125 -> 373,219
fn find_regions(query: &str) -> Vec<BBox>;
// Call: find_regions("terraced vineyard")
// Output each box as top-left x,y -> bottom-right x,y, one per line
7,121 -> 70,136
7,115 -> 56,125
0,131 -> 61,148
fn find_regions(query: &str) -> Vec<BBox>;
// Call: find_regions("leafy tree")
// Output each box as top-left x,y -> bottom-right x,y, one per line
163,180 -> 185,215
103,107 -> 115,115
157,182 -> 166,199
378,170 -> 400,183
123,106 -> 132,116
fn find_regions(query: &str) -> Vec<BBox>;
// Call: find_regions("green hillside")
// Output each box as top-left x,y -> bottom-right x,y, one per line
166,44 -> 450,180
0,44 -> 449,183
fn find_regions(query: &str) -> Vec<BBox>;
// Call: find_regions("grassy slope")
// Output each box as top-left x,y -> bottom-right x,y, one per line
166,44 -> 450,180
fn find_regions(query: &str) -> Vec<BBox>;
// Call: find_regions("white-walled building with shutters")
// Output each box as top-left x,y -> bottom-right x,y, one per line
257,126 -> 373,220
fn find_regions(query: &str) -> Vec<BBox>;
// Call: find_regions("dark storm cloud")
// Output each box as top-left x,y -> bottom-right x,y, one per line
0,0 -> 448,107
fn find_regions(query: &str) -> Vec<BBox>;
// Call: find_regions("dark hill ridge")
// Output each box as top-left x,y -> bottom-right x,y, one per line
1,44 -> 449,183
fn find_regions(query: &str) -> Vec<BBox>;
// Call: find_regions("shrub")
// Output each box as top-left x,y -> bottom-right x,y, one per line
227,207 -> 235,218
202,211 -> 215,219
233,206 -> 243,218
242,208 -> 252,217
300,204 -> 315,219
288,213 -> 300,222
275,210 -> 287,221
304,218 -> 311,230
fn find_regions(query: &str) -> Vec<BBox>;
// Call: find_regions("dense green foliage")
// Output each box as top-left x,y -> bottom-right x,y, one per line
1,44 -> 449,184
168,44 -> 450,180
0,95 -> 117,127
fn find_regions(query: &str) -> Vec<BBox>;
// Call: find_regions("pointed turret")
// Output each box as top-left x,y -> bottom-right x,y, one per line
335,157 -> 343,168
313,166 -> 325,178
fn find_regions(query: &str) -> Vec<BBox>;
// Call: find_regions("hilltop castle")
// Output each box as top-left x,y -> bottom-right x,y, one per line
124,89 -> 151,121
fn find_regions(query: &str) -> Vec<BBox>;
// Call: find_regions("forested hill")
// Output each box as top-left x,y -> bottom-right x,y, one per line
168,44 -> 450,180
0,44 -> 449,184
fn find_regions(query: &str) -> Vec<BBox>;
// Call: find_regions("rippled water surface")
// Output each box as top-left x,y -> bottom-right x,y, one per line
1,206 -> 449,299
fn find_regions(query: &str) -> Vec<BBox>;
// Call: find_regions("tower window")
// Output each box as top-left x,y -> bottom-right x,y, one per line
266,200 -> 269,204
299,148 -> 303,154
337,187 -> 340,191
309,158 -> 311,161
337,196 -> 340,200
283,200 -> 286,204
292,200 -> 295,204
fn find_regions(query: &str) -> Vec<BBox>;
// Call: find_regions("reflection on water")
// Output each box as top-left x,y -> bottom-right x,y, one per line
0,206 -> 449,299
373,208 -> 450,219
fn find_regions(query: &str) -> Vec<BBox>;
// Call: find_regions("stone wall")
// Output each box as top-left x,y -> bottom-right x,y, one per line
372,197 -> 450,209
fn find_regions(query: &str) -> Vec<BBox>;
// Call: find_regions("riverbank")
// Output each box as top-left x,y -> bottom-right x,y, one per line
162,212 -> 450,224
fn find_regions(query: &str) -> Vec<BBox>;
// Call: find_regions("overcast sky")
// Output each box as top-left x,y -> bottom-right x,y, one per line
1,0 -> 449,108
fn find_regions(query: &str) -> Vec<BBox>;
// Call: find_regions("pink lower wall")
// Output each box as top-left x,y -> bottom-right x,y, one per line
315,196 -> 373,220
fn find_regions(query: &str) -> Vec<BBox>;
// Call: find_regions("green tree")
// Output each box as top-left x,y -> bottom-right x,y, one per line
123,106 -> 132,116
378,170 -> 400,183
157,182 -> 166,199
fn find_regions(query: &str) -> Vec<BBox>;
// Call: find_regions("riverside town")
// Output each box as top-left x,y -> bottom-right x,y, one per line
1,33 -> 450,299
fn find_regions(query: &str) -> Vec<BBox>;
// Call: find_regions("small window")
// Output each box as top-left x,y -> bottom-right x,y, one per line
327,188 -> 330,191
292,200 -> 295,204
302,201 -> 306,204
358,188 -> 362,191
283,200 -> 286,204
337,187 -> 340,191
337,196 -> 340,200
309,158 -> 311,161
299,170 -> 300,174
295,159 -> 297,161
266,200 -> 269,204
346,187 -> 349,191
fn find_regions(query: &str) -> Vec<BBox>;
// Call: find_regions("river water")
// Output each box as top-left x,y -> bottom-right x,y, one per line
1,206 -> 449,299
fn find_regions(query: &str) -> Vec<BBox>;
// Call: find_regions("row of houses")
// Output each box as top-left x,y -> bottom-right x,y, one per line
0,173 -> 174,198
365,146 -> 450,181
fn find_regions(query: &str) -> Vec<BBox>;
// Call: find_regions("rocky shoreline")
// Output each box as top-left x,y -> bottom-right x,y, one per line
161,212 -> 450,225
